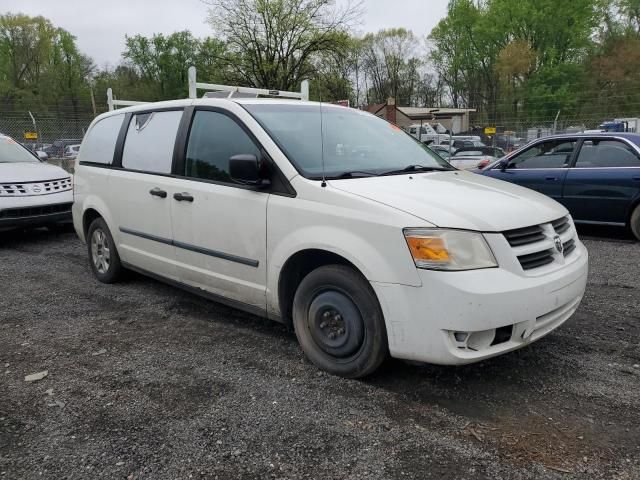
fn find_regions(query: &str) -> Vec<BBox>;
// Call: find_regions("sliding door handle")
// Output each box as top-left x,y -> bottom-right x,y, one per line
173,192 -> 194,202
149,187 -> 167,198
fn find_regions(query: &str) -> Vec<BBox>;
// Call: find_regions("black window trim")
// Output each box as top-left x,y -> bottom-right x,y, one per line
570,136 -> 640,169
174,105 -> 296,197
502,137 -> 580,170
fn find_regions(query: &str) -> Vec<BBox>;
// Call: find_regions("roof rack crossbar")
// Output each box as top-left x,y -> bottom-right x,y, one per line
106,67 -> 310,112
107,88 -> 150,112
188,66 -> 309,101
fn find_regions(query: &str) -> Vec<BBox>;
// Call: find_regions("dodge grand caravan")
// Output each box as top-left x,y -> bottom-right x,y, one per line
72,99 -> 588,378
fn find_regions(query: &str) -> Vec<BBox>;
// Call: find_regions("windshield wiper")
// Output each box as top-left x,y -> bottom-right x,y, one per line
380,164 -> 451,176
325,170 -> 381,179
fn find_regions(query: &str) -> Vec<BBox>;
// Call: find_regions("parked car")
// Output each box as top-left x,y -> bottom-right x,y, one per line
479,133 -> 640,239
0,134 -> 73,232
64,144 -> 81,158
44,138 -> 83,158
429,145 -> 453,159
440,139 -> 485,150
73,99 -> 588,378
495,134 -> 524,152
448,146 -> 505,170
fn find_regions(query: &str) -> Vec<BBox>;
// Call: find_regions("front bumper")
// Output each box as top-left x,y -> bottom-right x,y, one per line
0,191 -> 73,231
371,239 -> 588,365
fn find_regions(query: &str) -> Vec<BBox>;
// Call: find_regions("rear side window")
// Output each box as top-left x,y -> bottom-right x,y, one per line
184,110 -> 261,183
576,140 -> 640,168
121,111 -> 182,173
80,115 -> 123,164
507,140 -> 576,169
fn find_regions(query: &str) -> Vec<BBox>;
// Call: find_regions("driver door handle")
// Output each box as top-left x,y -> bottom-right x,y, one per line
545,177 -> 558,181
173,192 -> 194,202
149,187 -> 167,198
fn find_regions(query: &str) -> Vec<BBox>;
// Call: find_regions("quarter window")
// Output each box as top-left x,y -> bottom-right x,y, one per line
506,140 -> 576,169
576,140 -> 640,168
81,114 -> 124,164
184,111 -> 261,183
121,111 -> 182,173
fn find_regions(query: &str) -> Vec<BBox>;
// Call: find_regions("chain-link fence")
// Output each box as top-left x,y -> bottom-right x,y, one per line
0,111 -> 94,153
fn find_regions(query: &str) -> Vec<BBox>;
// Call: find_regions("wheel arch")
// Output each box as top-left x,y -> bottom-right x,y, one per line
276,248 -> 372,326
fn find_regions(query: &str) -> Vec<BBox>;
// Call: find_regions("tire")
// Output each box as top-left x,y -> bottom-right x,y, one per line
292,264 -> 388,378
87,218 -> 123,283
631,205 -> 640,241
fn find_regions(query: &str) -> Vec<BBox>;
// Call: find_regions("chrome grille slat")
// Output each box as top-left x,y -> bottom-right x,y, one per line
0,177 -> 71,197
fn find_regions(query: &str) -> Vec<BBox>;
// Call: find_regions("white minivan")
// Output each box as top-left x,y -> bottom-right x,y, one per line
72,99 -> 588,378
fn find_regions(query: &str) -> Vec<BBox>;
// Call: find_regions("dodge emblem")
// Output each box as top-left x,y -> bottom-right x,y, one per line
32,185 -> 41,193
554,235 -> 563,254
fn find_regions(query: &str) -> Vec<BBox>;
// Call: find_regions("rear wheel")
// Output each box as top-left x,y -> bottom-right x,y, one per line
292,264 -> 388,378
87,218 -> 123,283
631,205 -> 640,241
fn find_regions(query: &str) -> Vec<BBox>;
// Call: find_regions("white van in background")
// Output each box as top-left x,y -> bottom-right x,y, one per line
72,98 -> 588,378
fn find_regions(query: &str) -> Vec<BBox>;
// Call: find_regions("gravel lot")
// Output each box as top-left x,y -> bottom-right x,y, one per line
1,226 -> 638,479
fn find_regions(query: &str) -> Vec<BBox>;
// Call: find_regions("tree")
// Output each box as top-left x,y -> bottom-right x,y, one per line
123,31 -> 229,100
204,0 -> 361,91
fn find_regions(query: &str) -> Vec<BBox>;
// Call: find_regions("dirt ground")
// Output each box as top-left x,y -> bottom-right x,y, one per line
1,226 -> 638,479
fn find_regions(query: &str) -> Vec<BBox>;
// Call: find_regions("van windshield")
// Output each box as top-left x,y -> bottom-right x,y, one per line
244,104 -> 453,179
0,137 -> 39,163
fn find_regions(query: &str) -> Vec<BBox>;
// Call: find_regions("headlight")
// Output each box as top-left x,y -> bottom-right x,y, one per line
403,228 -> 497,271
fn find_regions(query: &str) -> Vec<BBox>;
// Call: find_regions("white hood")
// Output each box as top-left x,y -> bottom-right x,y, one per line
0,162 -> 70,183
329,170 -> 568,231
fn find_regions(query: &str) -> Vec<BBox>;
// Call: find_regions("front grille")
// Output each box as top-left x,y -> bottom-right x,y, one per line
0,177 -> 72,197
552,216 -> 571,234
517,249 -> 555,270
503,216 -> 578,272
0,202 -> 72,219
503,225 -> 546,247
563,238 -> 576,257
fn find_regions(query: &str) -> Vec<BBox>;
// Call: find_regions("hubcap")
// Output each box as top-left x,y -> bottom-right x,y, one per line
91,229 -> 111,274
308,291 -> 364,358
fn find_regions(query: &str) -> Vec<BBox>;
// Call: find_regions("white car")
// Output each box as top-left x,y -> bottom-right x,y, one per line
64,144 -> 81,158
1,135 -> 73,232
72,99 -> 588,378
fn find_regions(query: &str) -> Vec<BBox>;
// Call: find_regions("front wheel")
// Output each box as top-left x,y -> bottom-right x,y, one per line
631,205 -> 640,241
87,218 -> 123,283
292,265 -> 388,378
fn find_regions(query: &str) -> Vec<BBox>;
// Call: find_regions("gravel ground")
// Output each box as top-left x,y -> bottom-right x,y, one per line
0,226 -> 639,479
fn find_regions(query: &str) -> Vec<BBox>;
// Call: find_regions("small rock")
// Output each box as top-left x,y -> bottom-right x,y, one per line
92,348 -> 107,356
20,342 -> 29,347
577,435 -> 584,440
4,363 -> 9,368
116,461 -> 125,466
24,371 -> 48,382
633,364 -> 639,369
44,388 -> 54,396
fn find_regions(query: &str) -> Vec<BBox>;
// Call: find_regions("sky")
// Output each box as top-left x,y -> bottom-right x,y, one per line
1,0 -> 449,67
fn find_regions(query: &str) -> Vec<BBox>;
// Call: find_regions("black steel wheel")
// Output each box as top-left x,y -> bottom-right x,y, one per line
292,264 -> 387,378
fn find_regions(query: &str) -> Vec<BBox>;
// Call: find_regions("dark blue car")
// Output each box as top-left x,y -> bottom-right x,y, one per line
480,133 -> 640,240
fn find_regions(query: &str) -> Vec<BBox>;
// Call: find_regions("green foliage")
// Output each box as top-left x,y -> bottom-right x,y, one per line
122,31 -> 229,100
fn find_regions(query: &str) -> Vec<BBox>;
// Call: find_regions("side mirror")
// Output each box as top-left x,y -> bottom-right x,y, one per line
36,151 -> 48,161
229,154 -> 269,187
499,159 -> 509,171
